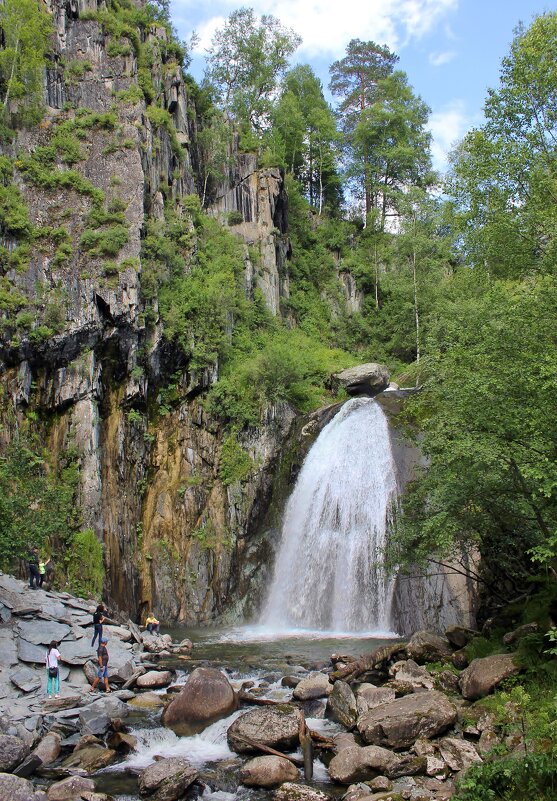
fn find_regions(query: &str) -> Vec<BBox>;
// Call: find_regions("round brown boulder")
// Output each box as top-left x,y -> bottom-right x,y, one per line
161,667 -> 237,733
240,755 -> 299,787
227,705 -> 302,754
357,691 -> 457,750
459,654 -> 520,700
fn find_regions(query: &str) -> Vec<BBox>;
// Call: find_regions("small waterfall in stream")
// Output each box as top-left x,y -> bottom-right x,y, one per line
261,397 -> 398,634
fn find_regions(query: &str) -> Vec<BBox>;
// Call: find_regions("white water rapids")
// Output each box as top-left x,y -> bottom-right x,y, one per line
261,397 -> 398,635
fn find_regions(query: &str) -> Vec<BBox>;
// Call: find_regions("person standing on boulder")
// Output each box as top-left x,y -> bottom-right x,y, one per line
91,603 -> 106,647
27,546 -> 40,589
46,640 -> 61,698
89,636 -> 111,694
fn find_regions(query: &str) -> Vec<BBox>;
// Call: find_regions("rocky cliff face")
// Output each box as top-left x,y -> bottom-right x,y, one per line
0,0 -> 300,623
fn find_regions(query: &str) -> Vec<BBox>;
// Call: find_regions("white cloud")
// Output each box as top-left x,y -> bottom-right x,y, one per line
175,0 -> 459,59
428,99 -> 471,173
429,50 -> 456,66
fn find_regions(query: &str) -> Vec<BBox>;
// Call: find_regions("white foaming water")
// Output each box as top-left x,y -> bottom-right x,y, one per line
117,711 -> 244,770
262,398 -> 398,634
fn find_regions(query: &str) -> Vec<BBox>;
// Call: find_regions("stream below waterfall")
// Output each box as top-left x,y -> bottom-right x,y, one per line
90,628 -> 396,801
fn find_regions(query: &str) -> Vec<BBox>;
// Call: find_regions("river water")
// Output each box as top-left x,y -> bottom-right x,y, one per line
93,627 -> 396,801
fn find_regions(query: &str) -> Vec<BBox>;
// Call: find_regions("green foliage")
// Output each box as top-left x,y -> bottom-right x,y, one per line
80,225 -> 129,258
454,754 -> 556,801
219,435 -> 254,485
64,529 -> 104,598
0,437 -> 80,569
227,210 -> 244,225
0,0 -> 53,127
146,106 -> 183,160
205,8 -> 301,134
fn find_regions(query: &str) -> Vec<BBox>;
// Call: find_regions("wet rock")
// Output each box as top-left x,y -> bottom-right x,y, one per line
358,691 -> 457,750
240,755 -> 299,787
46,776 -> 96,800
502,622 -> 538,646
281,676 -> 300,688
333,364 -> 390,397
106,731 -> 137,753
162,667 -> 236,733
451,650 -> 469,670
390,660 -> 434,690
61,745 -> 117,773
356,685 -> 396,716
326,680 -> 357,728
328,745 -> 400,783
79,696 -> 129,735
136,670 -> 173,689
138,756 -> 197,801
292,672 -> 333,701
406,632 -> 452,664
0,734 -> 29,771
437,738 -> 482,771
445,626 -> 477,649
128,692 -> 165,710
0,773 -> 47,801
459,654 -> 519,700
9,666 -> 42,693
75,734 -> 103,751
227,705 -> 302,754
275,782 -> 331,801
303,699 -> 326,718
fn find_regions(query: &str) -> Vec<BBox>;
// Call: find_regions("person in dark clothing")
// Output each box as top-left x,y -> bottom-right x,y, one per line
28,547 -> 40,589
89,636 -> 110,693
91,604 -> 105,648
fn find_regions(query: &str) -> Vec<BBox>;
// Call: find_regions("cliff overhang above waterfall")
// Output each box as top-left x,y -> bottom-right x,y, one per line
333,363 -> 390,397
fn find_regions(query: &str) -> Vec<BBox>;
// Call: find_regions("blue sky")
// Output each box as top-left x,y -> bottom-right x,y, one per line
169,0 -> 553,172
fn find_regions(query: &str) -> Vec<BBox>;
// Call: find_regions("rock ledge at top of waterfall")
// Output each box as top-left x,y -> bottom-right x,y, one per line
333,363 -> 390,397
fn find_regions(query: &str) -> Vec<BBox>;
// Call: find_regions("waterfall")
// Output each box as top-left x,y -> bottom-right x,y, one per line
261,397 -> 398,634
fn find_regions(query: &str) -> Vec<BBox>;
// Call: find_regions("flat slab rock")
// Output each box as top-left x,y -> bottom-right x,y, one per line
10,666 -> 42,693
358,691 -> 457,750
228,705 -> 302,754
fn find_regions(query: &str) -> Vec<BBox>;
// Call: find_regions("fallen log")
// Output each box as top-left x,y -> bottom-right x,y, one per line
234,735 -> 304,767
238,691 -> 281,706
299,711 -> 313,780
330,642 -> 408,683
307,728 -> 335,750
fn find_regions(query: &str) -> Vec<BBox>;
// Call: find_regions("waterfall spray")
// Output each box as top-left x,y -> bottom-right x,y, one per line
261,397 -> 398,634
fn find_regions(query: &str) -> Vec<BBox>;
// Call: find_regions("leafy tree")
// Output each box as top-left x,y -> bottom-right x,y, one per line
350,72 -> 433,228
205,7 -> 301,137
329,39 -> 398,214
0,0 -> 53,127
447,12 -> 557,278
197,109 -> 232,207
271,65 -> 341,213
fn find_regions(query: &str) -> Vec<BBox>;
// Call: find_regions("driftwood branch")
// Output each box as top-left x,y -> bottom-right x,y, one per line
238,691 -> 281,706
330,642 -> 408,683
234,735 -> 303,767
299,711 -> 313,780
308,728 -> 335,750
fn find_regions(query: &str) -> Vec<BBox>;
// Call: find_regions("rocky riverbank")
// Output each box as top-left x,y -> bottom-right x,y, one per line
0,572 -> 535,801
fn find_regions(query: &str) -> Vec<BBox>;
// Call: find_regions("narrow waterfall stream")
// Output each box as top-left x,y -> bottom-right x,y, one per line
262,397 -> 399,634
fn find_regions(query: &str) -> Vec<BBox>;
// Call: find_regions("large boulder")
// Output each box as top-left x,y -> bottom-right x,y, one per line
136,670 -> 173,689
227,705 -> 302,754
445,626 -> 477,649
161,667 -> 236,733
46,776 -> 95,800
79,696 -> 129,735
328,745 -> 399,783
333,364 -> 390,397
0,734 -> 29,772
292,672 -> 332,701
9,666 -> 42,694
138,757 -> 197,801
390,660 -> 434,690
356,685 -> 395,716
326,681 -> 357,728
0,773 -> 47,801
240,755 -> 299,787
459,654 -> 520,700
406,632 -> 452,664
358,691 -> 457,750
61,745 -> 117,773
